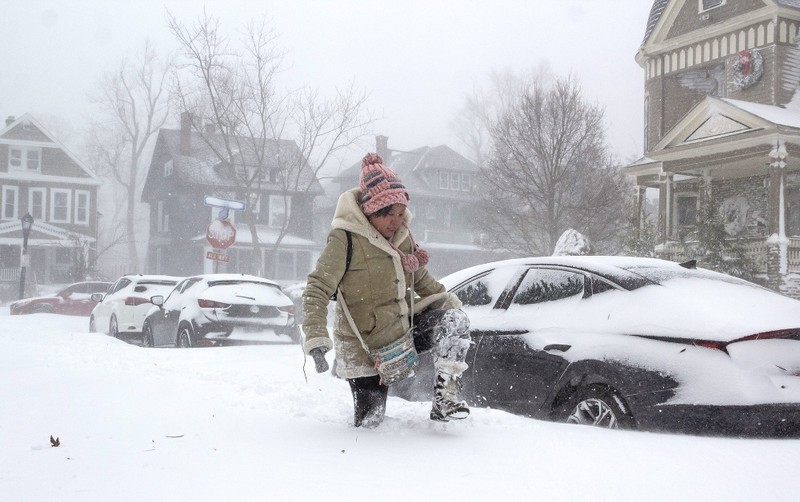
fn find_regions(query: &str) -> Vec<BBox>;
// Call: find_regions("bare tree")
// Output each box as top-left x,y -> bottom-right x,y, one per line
166,11 -> 373,276
87,40 -> 171,272
472,73 -> 630,255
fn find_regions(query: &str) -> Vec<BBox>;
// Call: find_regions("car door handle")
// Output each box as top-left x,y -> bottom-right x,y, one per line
544,344 -> 571,352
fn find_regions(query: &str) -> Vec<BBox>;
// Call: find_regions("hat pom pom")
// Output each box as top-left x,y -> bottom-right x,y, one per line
401,253 -> 420,273
361,153 -> 383,168
414,247 -> 429,268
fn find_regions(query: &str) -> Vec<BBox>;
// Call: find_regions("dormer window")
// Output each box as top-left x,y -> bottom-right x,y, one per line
8,146 -> 41,172
699,0 -> 724,12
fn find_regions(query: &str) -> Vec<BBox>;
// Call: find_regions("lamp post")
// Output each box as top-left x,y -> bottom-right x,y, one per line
19,212 -> 33,299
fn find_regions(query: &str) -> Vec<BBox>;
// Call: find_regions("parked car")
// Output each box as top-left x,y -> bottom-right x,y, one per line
141,274 -> 299,347
391,256 -> 800,437
9,281 -> 112,316
89,274 -> 182,340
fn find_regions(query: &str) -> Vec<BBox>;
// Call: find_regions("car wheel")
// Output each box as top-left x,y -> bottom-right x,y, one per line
89,316 -> 97,332
177,325 -> 194,348
109,315 -> 119,339
141,322 -> 154,348
32,304 -> 54,314
558,384 -> 635,430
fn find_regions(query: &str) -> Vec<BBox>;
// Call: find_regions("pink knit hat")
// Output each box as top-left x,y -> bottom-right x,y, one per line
359,153 -> 409,215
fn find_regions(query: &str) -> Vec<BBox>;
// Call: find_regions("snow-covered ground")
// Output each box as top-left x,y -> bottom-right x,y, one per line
2,310 -> 799,501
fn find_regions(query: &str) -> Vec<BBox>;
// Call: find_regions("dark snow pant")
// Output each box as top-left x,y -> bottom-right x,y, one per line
346,308 -> 471,427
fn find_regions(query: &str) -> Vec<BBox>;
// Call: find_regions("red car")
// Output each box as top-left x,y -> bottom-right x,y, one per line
9,281 -> 112,316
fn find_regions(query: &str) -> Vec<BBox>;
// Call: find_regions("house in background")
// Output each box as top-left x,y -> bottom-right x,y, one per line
0,114 -> 101,293
626,0 -> 800,297
141,113 -> 323,282
317,136 -> 507,278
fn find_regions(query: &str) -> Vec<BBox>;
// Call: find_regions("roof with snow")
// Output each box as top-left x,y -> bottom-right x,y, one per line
334,144 -> 478,200
142,128 -> 323,198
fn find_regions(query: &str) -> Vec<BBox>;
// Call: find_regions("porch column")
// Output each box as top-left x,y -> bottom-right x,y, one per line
767,140 -> 788,290
657,173 -> 673,245
633,185 -> 646,241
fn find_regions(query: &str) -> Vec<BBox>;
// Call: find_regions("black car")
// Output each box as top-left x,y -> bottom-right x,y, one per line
141,274 -> 299,347
392,256 -> 800,437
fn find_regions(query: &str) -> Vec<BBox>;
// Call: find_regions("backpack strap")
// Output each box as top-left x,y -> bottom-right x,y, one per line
330,230 -> 352,300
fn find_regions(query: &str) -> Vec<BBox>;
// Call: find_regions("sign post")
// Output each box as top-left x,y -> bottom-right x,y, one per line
204,196 -> 245,273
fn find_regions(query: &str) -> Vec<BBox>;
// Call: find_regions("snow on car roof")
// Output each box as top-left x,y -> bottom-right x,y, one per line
440,255 -> 672,290
191,273 -> 280,287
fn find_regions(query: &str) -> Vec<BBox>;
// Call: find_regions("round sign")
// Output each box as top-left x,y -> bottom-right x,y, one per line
206,219 -> 236,249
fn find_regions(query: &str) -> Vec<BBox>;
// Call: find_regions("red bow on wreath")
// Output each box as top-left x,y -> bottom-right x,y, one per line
738,50 -> 752,76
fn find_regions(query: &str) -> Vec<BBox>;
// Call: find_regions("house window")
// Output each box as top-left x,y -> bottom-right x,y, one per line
439,172 -> 472,191
157,201 -> 170,232
29,188 -> 45,221
8,146 -> 41,172
75,190 -> 90,225
269,195 -> 291,228
699,0 -> 724,12
164,159 -> 173,177
51,189 -> 71,223
787,188 -> 800,237
2,186 -> 19,220
644,96 -> 650,153
439,172 -> 449,190
675,195 -> 698,227
460,174 -> 471,192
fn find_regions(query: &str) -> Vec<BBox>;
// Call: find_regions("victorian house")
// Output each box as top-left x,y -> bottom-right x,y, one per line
318,136 -> 507,278
142,113 -> 323,282
0,114 -> 101,290
626,0 -> 800,296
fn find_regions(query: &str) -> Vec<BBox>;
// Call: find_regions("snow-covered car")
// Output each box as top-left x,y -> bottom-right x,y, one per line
9,281 -> 112,316
89,274 -> 182,341
391,256 -> 800,437
141,274 -> 299,347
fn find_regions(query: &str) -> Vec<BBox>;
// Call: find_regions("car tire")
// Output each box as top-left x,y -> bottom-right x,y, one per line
89,316 -> 97,332
177,324 -> 194,348
557,384 -> 635,430
109,315 -> 119,339
142,322 -> 154,348
32,304 -> 54,314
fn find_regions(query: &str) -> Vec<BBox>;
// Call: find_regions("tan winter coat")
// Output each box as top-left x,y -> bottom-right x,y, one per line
302,188 -> 460,379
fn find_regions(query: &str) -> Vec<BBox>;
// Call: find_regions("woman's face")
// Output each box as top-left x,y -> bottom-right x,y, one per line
369,203 -> 406,239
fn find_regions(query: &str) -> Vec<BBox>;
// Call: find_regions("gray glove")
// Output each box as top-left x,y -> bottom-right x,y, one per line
309,347 -> 330,373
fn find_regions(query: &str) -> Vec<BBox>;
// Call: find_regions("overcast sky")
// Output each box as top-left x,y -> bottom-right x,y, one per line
1,1 -> 655,168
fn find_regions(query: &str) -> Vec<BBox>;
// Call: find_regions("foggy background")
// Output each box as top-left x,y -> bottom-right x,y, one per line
1,0 -> 653,166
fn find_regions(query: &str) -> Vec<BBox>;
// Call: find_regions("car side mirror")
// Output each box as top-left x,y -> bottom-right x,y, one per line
91,293 -> 103,302
151,295 -> 164,307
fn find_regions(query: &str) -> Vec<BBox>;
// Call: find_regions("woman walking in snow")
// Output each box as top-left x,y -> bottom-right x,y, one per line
302,153 -> 472,428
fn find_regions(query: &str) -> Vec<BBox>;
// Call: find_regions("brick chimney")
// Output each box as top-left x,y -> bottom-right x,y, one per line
376,135 -> 389,162
5,116 -> 15,127
180,111 -> 193,155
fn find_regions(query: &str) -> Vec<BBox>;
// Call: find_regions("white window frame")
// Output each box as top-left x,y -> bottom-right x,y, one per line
699,0 -> 725,13
29,187 -> 46,221
268,195 -> 291,229
74,190 -> 90,225
2,185 -> 19,221
8,146 -> 42,172
439,172 -> 450,190
50,189 -> 71,223
460,174 -> 471,192
164,159 -> 174,177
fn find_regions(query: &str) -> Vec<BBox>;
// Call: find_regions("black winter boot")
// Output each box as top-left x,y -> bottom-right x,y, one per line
349,375 -> 388,428
430,361 -> 469,422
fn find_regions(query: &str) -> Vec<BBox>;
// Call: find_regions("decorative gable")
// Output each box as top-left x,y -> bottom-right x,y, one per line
652,95 -> 772,151
684,114 -> 750,142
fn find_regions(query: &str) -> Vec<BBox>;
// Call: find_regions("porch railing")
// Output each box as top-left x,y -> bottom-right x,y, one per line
657,237 -> 800,274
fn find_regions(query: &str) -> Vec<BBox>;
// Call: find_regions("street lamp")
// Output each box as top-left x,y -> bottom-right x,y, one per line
19,212 -> 34,299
